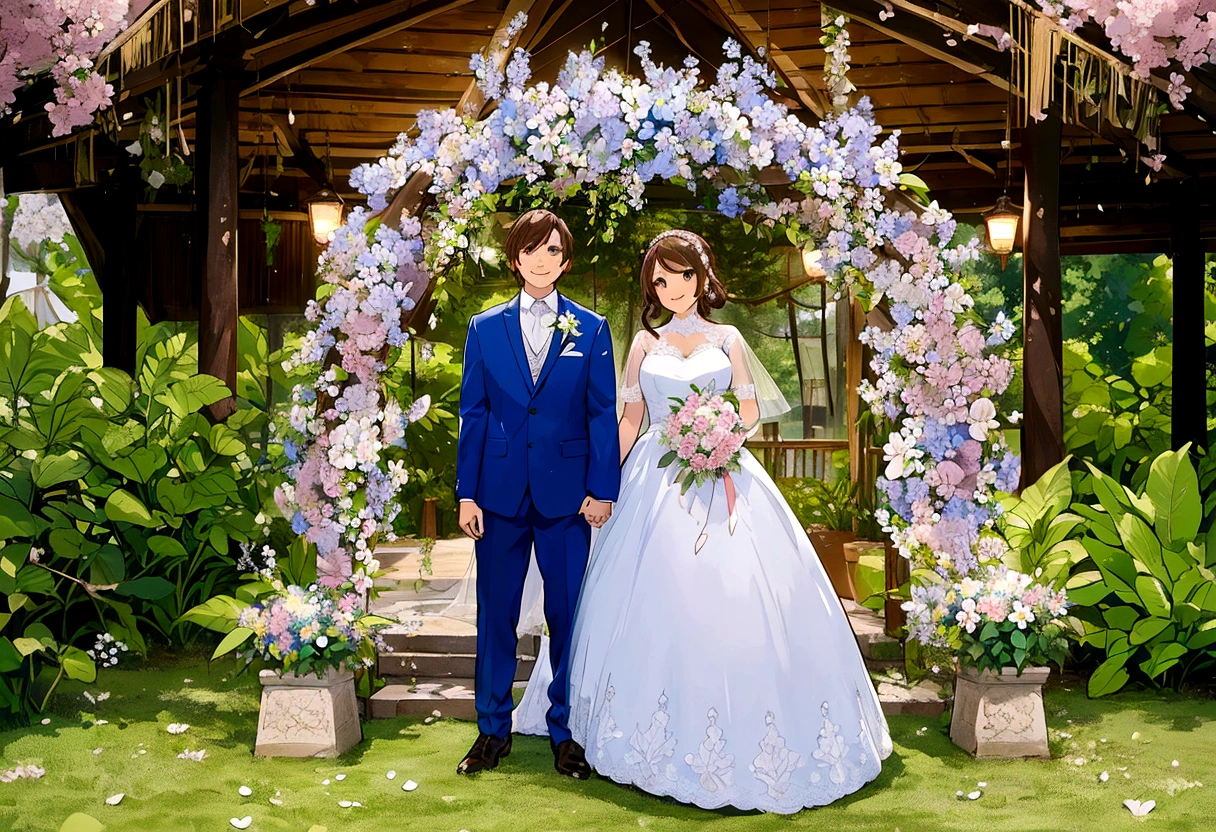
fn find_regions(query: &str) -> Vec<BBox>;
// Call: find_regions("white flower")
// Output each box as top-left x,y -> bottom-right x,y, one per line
968,398 -> 1000,441
315,635 -> 329,649
1010,601 -> 1035,629
166,723 -> 190,734
147,170 -> 166,189
551,311 -> 582,338
882,431 -> 922,479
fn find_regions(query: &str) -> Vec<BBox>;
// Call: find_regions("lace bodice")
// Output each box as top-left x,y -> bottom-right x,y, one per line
619,317 -> 756,424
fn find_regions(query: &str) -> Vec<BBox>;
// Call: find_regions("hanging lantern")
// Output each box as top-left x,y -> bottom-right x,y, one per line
306,189 -> 344,245
801,246 -> 825,278
983,194 -> 1021,269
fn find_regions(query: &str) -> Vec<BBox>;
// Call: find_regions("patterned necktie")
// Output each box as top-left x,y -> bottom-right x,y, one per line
526,301 -> 550,380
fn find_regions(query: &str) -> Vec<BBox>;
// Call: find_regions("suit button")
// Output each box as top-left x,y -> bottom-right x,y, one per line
528,442 -> 534,449
529,407 -> 538,415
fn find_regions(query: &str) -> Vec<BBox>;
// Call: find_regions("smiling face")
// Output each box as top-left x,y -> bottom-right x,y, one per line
513,229 -> 569,295
650,258 -> 701,317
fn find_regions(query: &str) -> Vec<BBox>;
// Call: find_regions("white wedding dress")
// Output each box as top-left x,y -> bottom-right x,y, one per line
518,316 -> 891,813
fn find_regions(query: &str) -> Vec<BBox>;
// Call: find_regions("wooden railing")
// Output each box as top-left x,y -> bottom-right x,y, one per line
745,439 -> 849,480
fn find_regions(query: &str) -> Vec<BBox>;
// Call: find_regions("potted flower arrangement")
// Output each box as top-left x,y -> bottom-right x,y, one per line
777,456 -> 860,598
188,568 -> 394,758
905,562 -> 1070,758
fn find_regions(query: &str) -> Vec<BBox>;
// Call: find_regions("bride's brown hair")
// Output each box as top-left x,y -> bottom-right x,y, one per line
639,231 -> 726,337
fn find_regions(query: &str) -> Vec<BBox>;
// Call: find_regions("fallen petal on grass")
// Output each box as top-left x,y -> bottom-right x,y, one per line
335,773 -> 346,781
386,771 -> 396,780
177,749 -> 207,762
239,786 -> 252,797
968,791 -> 982,800
1123,799 -> 1155,817
230,816 -> 252,829
402,780 -> 418,792
105,794 -> 124,806
166,723 -> 189,735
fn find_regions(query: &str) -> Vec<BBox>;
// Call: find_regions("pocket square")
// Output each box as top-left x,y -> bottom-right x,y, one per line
560,350 -> 584,358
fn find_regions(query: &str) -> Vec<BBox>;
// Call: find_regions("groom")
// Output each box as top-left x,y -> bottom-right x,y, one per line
455,209 -> 620,779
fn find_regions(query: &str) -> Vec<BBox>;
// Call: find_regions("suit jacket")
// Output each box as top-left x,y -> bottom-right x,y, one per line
455,293 -> 621,518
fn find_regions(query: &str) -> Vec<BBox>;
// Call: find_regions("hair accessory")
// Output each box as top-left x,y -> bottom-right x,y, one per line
648,229 -> 717,292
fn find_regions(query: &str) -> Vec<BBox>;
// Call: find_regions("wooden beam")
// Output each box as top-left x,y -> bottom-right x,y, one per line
826,0 -> 1013,92
1019,111 -> 1065,489
269,114 -> 330,187
707,0 -> 828,117
244,0 -> 479,98
1170,177 -> 1209,452
197,68 -> 242,421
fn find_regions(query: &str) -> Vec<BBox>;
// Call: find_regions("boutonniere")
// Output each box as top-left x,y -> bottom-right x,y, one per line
549,311 -> 582,339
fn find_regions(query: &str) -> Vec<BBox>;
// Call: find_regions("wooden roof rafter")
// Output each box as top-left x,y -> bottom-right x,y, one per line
707,0 -> 830,117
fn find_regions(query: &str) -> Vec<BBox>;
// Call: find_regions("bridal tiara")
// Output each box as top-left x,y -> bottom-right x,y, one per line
648,230 -> 718,301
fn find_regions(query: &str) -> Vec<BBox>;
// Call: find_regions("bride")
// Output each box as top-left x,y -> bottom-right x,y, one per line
516,229 -> 891,813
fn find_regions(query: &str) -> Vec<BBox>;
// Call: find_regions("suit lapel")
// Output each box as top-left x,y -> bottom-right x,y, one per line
501,296 -> 535,394
531,293 -> 569,395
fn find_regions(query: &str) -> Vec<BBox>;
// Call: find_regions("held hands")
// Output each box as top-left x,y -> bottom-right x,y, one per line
459,501 -> 485,540
580,496 -> 612,529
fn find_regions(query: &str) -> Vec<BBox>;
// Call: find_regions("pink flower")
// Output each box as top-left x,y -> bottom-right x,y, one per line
678,433 -> 699,459
689,453 -> 709,472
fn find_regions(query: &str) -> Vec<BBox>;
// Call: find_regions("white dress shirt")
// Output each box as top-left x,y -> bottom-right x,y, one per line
519,289 -> 558,356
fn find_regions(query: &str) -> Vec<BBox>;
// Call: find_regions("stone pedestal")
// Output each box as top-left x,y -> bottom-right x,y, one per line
950,666 -> 1050,758
255,667 -> 361,758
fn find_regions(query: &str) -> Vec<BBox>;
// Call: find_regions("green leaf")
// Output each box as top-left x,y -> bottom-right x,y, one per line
125,446 -> 169,483
1146,448 -> 1202,548
116,577 -> 175,601
207,424 -> 245,456
1139,641 -> 1187,679
104,489 -> 155,527
211,627 -> 254,660
16,564 -> 55,595
48,526 -> 85,559
1128,616 -> 1170,645
147,535 -> 188,559
177,595 -> 245,633
156,375 -> 230,420
1118,513 -> 1165,580
1134,575 -> 1171,618
59,645 -> 96,682
1102,605 -> 1140,632
88,366 -> 135,413
88,544 -> 125,585
0,637 -> 24,672
32,451 -> 92,489
1130,347 -> 1172,388
657,451 -> 678,469
1088,653 -> 1131,697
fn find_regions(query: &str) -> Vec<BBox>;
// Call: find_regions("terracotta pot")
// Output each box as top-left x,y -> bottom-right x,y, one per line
950,666 -> 1051,758
806,528 -> 856,598
842,540 -> 886,606
255,667 -> 362,758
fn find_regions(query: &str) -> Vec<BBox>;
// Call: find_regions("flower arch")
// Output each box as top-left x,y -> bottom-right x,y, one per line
274,14 -> 1030,642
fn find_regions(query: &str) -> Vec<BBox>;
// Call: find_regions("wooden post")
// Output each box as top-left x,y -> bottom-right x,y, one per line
788,298 -> 810,438
1170,178 -> 1208,453
60,167 -> 139,374
196,67 -> 241,421
1019,111 -> 1065,489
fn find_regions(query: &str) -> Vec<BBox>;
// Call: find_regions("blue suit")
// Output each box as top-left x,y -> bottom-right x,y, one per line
456,292 -> 620,743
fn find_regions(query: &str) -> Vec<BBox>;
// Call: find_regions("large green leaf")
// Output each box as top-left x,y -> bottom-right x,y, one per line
48,526 -> 85,559
207,424 -> 246,457
1016,458 -> 1073,517
1082,537 -> 1137,591
211,627 -> 254,660
0,637 -> 24,672
1134,575 -> 1171,618
1118,513 -> 1166,582
87,544 -> 125,585
156,375 -> 230,421
177,595 -> 245,633
1064,572 -> 1111,606
0,495 -> 37,540
1146,447 -> 1202,549
146,535 -> 188,559
32,451 -> 93,489
1131,346 -> 1172,388
115,577 -> 175,601
104,489 -> 154,527
15,564 -> 55,595
1088,653 -> 1132,697
1102,606 -> 1140,631
1128,616 -> 1171,645
1139,641 -> 1187,679
123,446 -> 169,484
87,366 -> 135,413
59,645 -> 96,682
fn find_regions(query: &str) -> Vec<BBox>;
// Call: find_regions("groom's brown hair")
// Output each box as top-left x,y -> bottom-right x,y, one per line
504,209 -> 574,286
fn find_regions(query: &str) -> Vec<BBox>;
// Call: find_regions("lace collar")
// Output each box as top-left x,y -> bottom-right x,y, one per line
660,314 -> 714,337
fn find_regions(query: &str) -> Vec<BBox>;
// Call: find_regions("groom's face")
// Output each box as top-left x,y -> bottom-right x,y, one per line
514,229 -> 569,295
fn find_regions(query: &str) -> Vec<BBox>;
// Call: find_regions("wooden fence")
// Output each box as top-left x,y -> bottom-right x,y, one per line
745,439 -> 849,480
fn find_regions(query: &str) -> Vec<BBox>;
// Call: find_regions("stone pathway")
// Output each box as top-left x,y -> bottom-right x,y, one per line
368,538 -> 947,720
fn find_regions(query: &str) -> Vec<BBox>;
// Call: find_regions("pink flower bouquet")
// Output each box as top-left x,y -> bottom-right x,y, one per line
658,383 -> 748,493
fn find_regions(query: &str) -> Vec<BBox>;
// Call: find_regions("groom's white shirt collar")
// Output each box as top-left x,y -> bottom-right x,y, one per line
519,289 -> 558,315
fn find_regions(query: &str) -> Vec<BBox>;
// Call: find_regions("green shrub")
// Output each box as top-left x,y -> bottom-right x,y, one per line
1066,446 -> 1216,696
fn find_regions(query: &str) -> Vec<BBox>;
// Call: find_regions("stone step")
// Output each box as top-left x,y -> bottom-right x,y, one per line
379,652 -> 535,682
368,679 -> 947,721
369,683 -> 478,721
381,631 -> 540,656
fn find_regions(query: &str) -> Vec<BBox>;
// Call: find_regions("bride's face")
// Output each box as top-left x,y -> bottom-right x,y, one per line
651,260 -> 700,317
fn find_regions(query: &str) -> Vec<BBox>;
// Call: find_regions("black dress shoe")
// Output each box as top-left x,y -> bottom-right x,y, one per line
457,733 -> 512,774
552,739 -> 592,780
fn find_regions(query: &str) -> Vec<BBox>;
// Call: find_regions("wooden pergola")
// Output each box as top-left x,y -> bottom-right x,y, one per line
1,0 -> 1211,482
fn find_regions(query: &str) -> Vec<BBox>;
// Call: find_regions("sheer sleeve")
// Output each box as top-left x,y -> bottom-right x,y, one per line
726,328 -> 757,401
620,331 -> 653,403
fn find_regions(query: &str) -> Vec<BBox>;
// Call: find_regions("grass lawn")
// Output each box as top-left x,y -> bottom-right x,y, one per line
1,653 -> 1213,832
